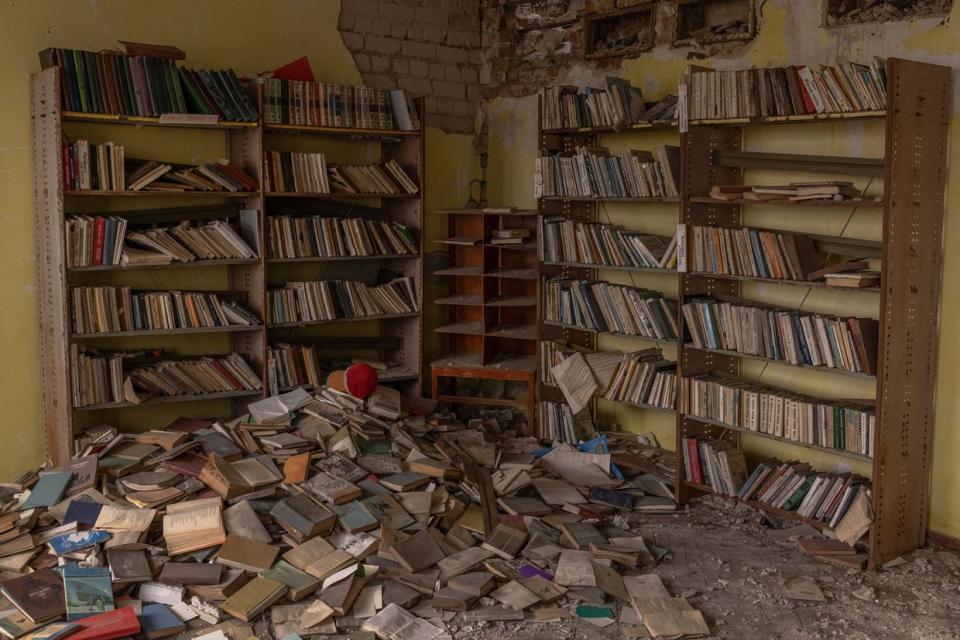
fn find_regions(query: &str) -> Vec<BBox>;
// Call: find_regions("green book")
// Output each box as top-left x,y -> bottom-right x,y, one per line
783,477 -> 813,511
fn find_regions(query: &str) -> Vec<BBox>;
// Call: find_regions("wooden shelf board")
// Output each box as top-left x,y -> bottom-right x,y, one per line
62,111 -> 257,130
683,414 -> 873,462
431,352 -> 537,372
540,196 -> 678,203
486,325 -> 538,341
690,110 -> 886,126
689,196 -> 884,208
269,312 -> 418,329
71,325 -> 262,340
483,242 -> 536,251
685,482 -> 836,533
601,397 -> 676,414
542,320 -> 676,345
434,266 -> 483,277
486,296 -> 537,308
684,345 -> 877,381
435,295 -> 483,306
263,122 -> 420,138
542,261 -> 674,274
437,394 -> 528,408
74,389 -> 262,411
265,192 -> 417,200
277,367 -> 417,393
268,254 -> 418,264
65,190 -> 257,198
541,120 -> 679,135
69,258 -> 259,272
435,322 -> 485,336
484,268 -> 538,280
685,271 -> 882,292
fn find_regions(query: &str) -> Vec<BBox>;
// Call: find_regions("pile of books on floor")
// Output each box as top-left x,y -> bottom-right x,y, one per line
66,215 -> 258,268
0,381 -> 725,639
535,145 -> 680,199
544,276 -> 678,340
683,296 -> 879,374
686,225 -> 821,280
539,80 -> 678,129
540,217 -> 678,269
125,159 -> 259,193
72,350 -> 262,407
40,46 -> 258,121
70,288 -> 260,334
262,79 -> 420,130
682,440 -> 872,536
687,60 -> 888,120
681,373 -> 876,457
268,277 -> 418,325
268,343 -> 325,391
604,349 -> 677,410
62,140 -> 125,191
709,181 -> 866,202
264,153 -> 419,196
266,215 -> 418,259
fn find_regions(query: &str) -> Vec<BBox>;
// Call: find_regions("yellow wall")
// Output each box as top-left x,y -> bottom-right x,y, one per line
0,2 -> 474,472
487,1 -> 960,538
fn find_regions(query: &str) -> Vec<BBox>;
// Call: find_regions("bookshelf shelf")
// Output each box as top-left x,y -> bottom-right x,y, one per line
685,271 -> 882,292
607,398 -> 676,415
540,196 -> 679,203
75,389 -> 264,412
689,110 -> 886,127
542,120 -> 679,135
33,65 -> 425,460
541,320 -> 676,346
267,312 -> 420,329
542,261 -> 675,275
684,345 -> 877,380
485,267 -> 538,280
688,197 -> 884,208
687,482 -> 836,533
61,111 -> 258,130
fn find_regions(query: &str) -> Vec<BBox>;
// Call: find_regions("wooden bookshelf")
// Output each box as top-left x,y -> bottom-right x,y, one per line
430,209 -> 539,428
31,66 -> 426,462
675,58 -> 950,568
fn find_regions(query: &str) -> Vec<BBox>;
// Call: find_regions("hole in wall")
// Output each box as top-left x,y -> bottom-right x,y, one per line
825,0 -> 953,27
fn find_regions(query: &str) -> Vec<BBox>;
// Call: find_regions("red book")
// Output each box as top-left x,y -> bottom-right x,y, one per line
166,416 -> 213,433
685,438 -> 703,485
92,217 -> 105,266
214,160 -> 259,191
68,606 -> 140,640
207,359 -> 245,390
794,65 -> 817,114
62,142 -> 72,190
161,452 -> 209,478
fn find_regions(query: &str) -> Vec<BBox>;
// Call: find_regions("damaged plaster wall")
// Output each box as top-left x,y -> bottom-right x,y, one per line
483,0 -> 960,540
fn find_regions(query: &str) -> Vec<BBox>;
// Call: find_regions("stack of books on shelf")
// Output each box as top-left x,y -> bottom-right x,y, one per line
604,349 -> 677,410
62,140 -> 124,191
125,159 -> 258,193
70,288 -> 260,334
687,59 -> 888,120
682,297 -> 878,374
535,145 -> 680,199
71,345 -> 128,407
538,400 -> 576,443
266,215 -> 417,259
539,341 -> 574,386
544,276 -> 678,340
267,277 -> 418,325
709,181 -> 866,203
268,343 -> 324,391
540,217 -> 678,269
40,47 -> 258,121
126,354 -> 262,401
489,228 -> 530,245
262,79 -> 420,130
686,225 -> 821,280
681,374 -> 875,457
539,79 -> 678,129
263,154 -> 418,196
681,437 -> 747,496
66,216 -> 258,267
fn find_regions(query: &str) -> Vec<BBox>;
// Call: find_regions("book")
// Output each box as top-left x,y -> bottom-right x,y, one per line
540,217 -> 678,269
161,497 -> 226,555
539,81 -> 672,130
60,141 -> 124,191
536,145 -> 681,199
603,350 -> 677,410
22,472 -> 72,509
215,534 -> 279,572
222,499 -> 272,543
302,472 -> 361,505
62,566 -> 114,621
262,79 -> 418,131
268,276 -> 418,325
0,611 -> 41,639
267,214 -> 417,259
331,500 -> 379,534
686,225 -> 822,281
20,622 -> 77,640
157,562 -> 223,585
378,471 -> 430,492
219,577 -> 286,622
391,530 -> 446,572
138,604 -> 185,639
0,569 -> 66,623
261,560 -> 321,601
106,548 -> 153,584
264,153 -> 419,195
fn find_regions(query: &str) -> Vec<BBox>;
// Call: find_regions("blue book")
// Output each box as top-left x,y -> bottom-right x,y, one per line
21,472 -> 72,510
47,530 -> 111,556
138,603 -> 185,638
62,565 -> 114,621
63,501 -> 103,527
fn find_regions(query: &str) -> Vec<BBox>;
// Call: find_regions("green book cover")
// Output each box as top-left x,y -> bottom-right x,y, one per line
783,477 -> 813,511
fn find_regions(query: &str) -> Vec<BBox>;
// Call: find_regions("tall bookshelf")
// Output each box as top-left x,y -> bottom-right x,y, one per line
536,57 -> 949,568
31,66 -> 425,465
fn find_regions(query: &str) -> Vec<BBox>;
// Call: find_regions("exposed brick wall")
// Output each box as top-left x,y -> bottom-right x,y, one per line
338,0 -> 483,134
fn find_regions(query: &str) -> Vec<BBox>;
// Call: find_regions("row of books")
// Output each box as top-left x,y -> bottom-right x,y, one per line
267,277 -> 418,325
682,297 -> 878,374
128,353 -> 262,400
535,145 -> 680,199
66,216 -> 258,268
539,217 -> 678,269
709,181 -> 865,203
538,401 -> 577,444
262,79 -> 420,131
539,80 -> 678,130
681,374 -> 876,457
263,153 -> 419,195
70,288 -> 260,335
268,343 -> 324,391
266,215 -> 417,259
41,47 -> 258,121
539,341 -> 569,387
63,140 -> 124,191
681,437 -> 747,497
685,225 -> 819,281
544,277 -> 679,341
71,345 -> 126,407
125,159 -> 258,193
604,349 -> 677,410
687,60 -> 888,121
